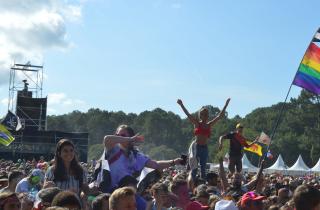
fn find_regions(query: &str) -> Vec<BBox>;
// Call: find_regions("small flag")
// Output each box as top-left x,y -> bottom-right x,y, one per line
1,111 -> 22,131
188,140 -> 197,170
312,28 -> 320,42
0,124 -> 15,146
244,141 -> 262,156
137,167 -> 161,193
90,150 -> 111,192
258,131 -> 271,145
267,150 -> 273,159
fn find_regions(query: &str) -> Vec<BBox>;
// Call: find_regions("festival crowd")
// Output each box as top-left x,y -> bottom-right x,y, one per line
0,99 -> 319,210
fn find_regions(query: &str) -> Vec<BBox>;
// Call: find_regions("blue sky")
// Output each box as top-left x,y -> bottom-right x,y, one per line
0,0 -> 319,118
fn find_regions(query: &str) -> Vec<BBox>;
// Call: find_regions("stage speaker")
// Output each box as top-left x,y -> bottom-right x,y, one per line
16,94 -> 47,131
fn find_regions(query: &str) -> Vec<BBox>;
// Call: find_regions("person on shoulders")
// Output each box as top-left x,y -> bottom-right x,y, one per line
177,98 -> 230,179
103,124 -> 183,191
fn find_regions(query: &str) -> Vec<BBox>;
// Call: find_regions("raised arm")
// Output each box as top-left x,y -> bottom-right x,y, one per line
177,99 -> 198,125
244,137 -> 259,148
218,135 -> 227,151
104,134 -> 143,151
218,157 -> 230,192
208,98 -> 231,126
145,158 -> 183,170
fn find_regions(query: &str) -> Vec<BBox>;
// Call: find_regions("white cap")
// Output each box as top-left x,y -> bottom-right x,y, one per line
215,200 -> 238,210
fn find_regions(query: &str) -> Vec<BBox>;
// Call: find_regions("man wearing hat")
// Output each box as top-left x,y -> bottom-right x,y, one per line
15,169 -> 44,196
218,123 -> 258,174
214,200 -> 238,210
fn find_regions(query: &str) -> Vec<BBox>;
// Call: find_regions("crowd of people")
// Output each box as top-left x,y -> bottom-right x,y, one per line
0,100 -> 320,210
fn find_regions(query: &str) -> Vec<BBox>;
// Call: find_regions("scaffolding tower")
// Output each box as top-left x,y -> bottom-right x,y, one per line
8,63 -> 46,130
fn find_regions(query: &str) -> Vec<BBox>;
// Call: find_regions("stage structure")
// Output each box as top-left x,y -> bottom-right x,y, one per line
2,63 -> 89,162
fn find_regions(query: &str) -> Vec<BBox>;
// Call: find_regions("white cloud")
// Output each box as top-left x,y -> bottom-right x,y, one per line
0,0 -> 84,86
47,92 -> 87,115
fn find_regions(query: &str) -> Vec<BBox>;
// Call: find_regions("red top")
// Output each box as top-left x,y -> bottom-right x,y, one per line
194,124 -> 211,138
234,133 -> 249,147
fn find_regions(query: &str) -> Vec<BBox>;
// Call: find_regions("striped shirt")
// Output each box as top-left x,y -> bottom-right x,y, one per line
45,166 -> 87,194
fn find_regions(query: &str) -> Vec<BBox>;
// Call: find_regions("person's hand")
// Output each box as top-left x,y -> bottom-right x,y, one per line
174,158 -> 183,165
130,133 -> 144,144
43,181 -> 56,189
177,99 -> 183,106
253,138 -> 259,144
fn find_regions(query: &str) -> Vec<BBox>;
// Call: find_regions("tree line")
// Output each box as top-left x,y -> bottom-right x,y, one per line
47,90 -> 320,168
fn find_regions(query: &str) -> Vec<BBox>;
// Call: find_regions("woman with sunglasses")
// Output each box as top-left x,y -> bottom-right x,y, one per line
44,139 -> 88,195
103,124 -> 183,191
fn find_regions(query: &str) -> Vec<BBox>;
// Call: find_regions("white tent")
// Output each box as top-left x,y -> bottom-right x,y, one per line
211,154 -> 258,173
311,158 -> 320,172
211,161 -> 228,171
287,155 -> 310,175
265,154 -> 288,174
242,153 -> 259,173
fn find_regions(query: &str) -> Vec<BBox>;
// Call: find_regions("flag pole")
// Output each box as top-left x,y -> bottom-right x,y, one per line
256,28 -> 320,184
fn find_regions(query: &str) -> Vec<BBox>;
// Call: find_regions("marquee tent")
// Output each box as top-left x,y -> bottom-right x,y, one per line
310,158 -> 320,173
287,155 -> 310,175
265,154 -> 288,174
242,153 -> 259,173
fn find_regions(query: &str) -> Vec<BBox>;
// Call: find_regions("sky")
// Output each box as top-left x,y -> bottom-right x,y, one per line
0,0 -> 319,119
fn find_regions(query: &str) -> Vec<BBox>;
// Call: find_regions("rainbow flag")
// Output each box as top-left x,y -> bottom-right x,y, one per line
293,32 -> 320,94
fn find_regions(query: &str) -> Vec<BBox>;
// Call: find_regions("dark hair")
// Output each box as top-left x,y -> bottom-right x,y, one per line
118,176 -> 138,188
51,191 -> 81,208
151,182 -> 169,195
293,185 -> 320,210
170,179 -> 187,193
38,187 -> 62,203
206,172 -> 218,181
115,125 -> 135,137
53,139 -> 83,186
8,170 -> 23,183
92,193 -> 110,210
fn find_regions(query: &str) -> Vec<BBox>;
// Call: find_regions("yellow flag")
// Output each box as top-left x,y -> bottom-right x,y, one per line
0,124 -> 15,146
244,141 -> 262,156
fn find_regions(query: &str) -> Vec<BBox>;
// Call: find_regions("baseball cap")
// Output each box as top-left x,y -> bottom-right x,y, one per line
186,201 -> 209,210
236,123 -> 243,129
31,169 -> 42,177
214,200 -> 238,210
240,191 -> 265,207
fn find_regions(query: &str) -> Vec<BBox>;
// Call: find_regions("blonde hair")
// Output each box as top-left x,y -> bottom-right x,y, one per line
109,187 -> 136,210
198,107 -> 208,119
